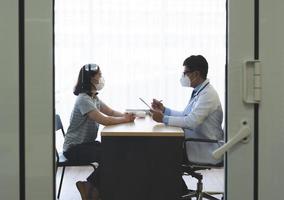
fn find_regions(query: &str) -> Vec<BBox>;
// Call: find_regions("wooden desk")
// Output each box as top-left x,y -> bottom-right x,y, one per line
100,116 -> 184,200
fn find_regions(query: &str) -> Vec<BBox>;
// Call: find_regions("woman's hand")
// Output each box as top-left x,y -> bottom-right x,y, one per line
123,112 -> 136,122
151,99 -> 165,113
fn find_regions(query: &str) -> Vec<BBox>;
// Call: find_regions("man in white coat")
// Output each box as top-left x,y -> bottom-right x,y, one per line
151,55 -> 224,195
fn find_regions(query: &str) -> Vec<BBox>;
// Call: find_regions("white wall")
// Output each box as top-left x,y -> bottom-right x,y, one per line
227,0 -> 255,199
25,0 -> 54,199
0,1 -> 20,199
0,0 -> 54,199
259,0 -> 284,199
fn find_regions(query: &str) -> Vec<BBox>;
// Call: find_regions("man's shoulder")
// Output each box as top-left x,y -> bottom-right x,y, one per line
198,84 -> 220,102
200,83 -> 217,95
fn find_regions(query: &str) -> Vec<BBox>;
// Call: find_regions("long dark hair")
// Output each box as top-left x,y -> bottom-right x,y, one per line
73,64 -> 100,96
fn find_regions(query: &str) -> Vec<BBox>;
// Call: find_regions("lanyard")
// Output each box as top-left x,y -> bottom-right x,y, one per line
186,82 -> 210,114
192,82 -> 210,99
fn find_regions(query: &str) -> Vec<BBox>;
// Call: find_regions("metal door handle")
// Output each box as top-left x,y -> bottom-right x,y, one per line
243,60 -> 261,103
213,120 -> 251,160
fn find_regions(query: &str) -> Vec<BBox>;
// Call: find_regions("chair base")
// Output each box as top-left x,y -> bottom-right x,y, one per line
182,165 -> 223,200
181,190 -> 223,200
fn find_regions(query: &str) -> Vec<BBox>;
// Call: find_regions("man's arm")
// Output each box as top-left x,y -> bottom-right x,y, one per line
166,92 -> 218,129
164,107 -> 184,116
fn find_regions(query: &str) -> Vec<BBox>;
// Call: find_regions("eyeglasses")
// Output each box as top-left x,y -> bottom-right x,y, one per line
84,64 -> 99,72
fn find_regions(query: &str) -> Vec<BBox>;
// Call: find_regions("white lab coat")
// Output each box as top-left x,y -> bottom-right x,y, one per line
164,79 -> 224,164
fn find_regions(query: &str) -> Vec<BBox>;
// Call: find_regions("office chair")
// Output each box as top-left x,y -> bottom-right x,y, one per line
181,138 -> 224,200
55,114 -> 98,199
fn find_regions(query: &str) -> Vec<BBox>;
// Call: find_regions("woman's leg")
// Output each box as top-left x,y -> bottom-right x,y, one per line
63,141 -> 101,164
86,165 -> 101,190
63,141 -> 101,199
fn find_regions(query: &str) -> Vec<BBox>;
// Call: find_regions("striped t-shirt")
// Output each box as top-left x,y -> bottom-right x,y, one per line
63,93 -> 101,152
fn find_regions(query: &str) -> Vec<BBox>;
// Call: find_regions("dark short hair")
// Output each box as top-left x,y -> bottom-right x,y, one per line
183,55 -> 208,79
73,64 -> 100,96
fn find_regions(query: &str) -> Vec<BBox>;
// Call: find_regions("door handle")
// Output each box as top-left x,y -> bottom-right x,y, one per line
213,120 -> 251,160
243,60 -> 261,103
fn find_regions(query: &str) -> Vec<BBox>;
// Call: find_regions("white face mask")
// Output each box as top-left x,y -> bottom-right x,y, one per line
95,77 -> 105,91
180,74 -> 191,87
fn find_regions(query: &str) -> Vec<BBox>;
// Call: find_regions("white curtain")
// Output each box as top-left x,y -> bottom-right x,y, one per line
55,0 -> 226,127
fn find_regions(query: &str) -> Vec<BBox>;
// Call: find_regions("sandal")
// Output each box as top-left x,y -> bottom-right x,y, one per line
76,181 -> 100,200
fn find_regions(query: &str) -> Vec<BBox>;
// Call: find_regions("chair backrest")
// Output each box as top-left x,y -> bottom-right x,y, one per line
184,138 -> 224,168
55,114 -> 65,163
55,114 -> 65,137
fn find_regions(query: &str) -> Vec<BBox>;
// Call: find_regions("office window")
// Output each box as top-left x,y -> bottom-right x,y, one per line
55,0 -> 226,126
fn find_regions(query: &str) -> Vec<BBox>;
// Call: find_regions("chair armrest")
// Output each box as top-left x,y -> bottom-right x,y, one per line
184,138 -> 221,144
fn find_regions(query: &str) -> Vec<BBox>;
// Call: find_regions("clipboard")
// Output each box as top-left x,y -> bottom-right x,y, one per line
139,97 -> 152,109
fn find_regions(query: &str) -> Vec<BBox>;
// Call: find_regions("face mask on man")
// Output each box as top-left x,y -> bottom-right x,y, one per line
180,74 -> 191,87
95,77 -> 105,91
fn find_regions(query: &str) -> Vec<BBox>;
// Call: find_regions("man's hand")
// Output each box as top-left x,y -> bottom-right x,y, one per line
151,99 -> 165,113
150,109 -> 164,123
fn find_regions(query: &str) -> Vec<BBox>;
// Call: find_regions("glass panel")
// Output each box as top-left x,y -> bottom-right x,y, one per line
55,0 -> 226,130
